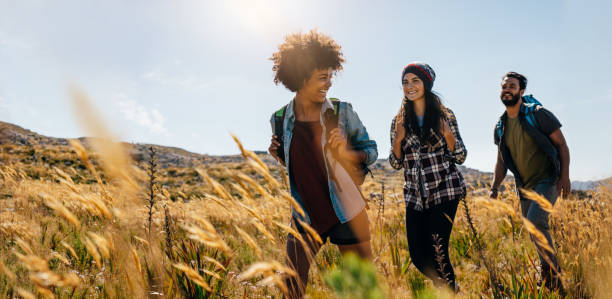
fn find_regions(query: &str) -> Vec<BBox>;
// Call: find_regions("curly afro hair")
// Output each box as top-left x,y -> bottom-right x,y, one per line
270,30 -> 345,92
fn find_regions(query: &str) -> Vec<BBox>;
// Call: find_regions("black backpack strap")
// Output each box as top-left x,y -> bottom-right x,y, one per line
274,105 -> 287,138
274,105 -> 288,163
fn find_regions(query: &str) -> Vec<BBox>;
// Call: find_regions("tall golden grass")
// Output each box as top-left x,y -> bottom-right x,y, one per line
0,88 -> 610,298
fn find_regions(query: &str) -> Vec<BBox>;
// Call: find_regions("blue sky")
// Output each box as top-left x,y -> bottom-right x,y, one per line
1,0 -> 610,180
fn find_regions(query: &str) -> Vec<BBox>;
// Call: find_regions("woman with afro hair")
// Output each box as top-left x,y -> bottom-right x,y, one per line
268,30 -> 378,298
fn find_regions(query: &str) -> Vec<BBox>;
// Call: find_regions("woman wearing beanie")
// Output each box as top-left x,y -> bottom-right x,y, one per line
389,62 -> 467,290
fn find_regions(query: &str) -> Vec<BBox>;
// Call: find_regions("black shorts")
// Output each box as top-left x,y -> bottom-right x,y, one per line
294,209 -> 370,245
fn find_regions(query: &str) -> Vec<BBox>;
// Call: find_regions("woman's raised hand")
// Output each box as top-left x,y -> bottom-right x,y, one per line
394,112 -> 407,145
392,112 -> 407,160
439,117 -> 452,137
439,117 -> 456,151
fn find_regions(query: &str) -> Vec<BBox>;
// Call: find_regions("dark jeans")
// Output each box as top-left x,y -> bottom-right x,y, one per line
405,200 -> 459,290
518,178 -> 562,287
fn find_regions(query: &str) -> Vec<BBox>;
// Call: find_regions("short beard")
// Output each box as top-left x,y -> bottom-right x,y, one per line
501,92 -> 521,107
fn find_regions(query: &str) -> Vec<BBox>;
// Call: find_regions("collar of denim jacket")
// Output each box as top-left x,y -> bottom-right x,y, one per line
320,97 -> 335,116
285,97 -> 335,121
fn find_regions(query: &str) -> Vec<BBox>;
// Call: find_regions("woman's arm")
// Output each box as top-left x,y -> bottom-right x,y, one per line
443,108 -> 467,165
328,128 -> 367,164
344,102 -> 378,166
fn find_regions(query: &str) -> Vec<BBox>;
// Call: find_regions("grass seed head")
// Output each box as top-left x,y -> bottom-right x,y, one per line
203,255 -> 227,271
60,241 -> 79,261
520,188 -> 554,214
521,217 -> 554,253
83,236 -> 102,269
41,195 -> 81,229
0,259 -> 17,281
234,225 -> 263,259
172,263 -> 213,292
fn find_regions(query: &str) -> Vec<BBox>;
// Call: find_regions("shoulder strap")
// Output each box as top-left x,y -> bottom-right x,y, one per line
273,105 -> 288,164
325,98 -> 341,133
329,97 -> 340,114
496,118 -> 504,140
521,103 -> 540,130
274,105 -> 288,140
522,94 -> 542,105
323,98 -> 341,152
521,94 -> 542,129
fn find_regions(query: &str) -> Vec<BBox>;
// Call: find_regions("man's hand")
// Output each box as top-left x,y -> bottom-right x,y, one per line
491,150 -> 508,198
489,187 -> 499,199
268,135 -> 284,165
557,175 -> 571,198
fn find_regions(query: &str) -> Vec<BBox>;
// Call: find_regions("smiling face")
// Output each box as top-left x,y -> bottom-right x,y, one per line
298,67 -> 333,103
500,76 -> 524,107
402,73 -> 425,101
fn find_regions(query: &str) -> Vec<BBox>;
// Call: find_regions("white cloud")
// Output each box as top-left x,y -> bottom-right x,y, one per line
140,70 -> 217,90
116,94 -> 169,136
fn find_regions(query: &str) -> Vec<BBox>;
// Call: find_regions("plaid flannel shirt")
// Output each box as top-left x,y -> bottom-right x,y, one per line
389,106 -> 467,211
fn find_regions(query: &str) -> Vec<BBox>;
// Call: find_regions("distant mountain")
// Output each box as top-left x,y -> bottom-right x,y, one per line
572,180 -> 606,191
0,121 -> 69,146
1,121 -> 608,191
1,121 -> 213,168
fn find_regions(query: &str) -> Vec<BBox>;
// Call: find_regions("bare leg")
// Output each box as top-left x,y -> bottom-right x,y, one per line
284,234 -> 320,299
338,240 -> 373,260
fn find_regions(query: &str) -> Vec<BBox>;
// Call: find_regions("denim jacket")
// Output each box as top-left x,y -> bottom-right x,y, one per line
270,98 -> 378,224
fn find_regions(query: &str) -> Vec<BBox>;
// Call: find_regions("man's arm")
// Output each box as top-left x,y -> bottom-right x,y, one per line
490,149 -> 508,198
549,128 -> 571,197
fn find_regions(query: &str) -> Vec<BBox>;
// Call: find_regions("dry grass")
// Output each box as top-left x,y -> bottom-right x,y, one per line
1,149 -> 610,299
0,90 -> 610,298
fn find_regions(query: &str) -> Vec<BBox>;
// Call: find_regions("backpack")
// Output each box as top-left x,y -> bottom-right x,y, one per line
273,98 -> 368,185
496,94 -> 542,140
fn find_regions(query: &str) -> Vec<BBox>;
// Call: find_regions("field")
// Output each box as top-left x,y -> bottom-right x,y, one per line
0,95 -> 611,298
